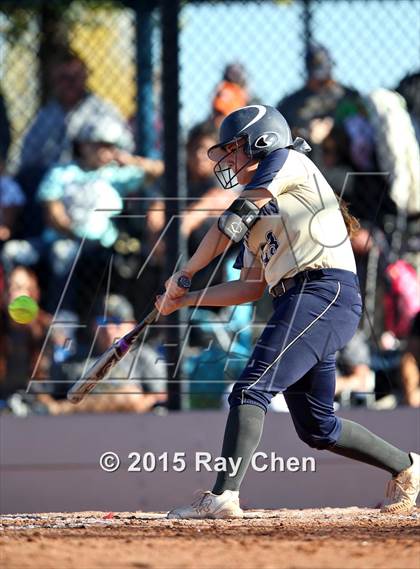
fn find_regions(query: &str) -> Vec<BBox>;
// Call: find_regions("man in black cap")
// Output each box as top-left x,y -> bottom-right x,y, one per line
277,43 -> 361,154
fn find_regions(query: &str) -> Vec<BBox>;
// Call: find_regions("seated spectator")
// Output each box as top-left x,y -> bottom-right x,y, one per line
400,311 -> 420,407
37,294 -> 167,414
365,89 -> 420,256
350,222 -> 387,282
0,160 -> 26,246
19,49 -> 134,172
335,330 -> 375,407
0,90 -> 26,246
396,71 -> 420,143
277,43 -> 365,166
185,121 -> 235,224
183,120 -> 237,293
40,118 -> 162,247
16,50 -> 135,239
320,126 -> 391,228
0,266 -> 52,401
0,86 -> 11,165
210,63 -> 253,128
3,118 -> 163,313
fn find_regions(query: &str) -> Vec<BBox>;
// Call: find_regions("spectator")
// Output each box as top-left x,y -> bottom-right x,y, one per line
184,120 -> 236,291
365,88 -> 420,252
0,160 -> 26,246
400,311 -> 420,407
19,50 -> 134,172
320,126 -> 392,228
0,89 -> 25,246
0,87 -> 11,164
211,63 -> 252,128
0,266 -> 51,401
38,294 -> 167,414
16,50 -> 135,239
277,43 -> 367,166
3,118 -> 163,313
396,71 -> 420,143
335,330 -> 375,407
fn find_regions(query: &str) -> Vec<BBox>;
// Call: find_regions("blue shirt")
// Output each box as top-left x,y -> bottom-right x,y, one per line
38,162 -> 145,247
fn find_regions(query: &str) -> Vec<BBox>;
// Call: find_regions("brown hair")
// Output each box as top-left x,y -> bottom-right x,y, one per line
338,200 -> 360,239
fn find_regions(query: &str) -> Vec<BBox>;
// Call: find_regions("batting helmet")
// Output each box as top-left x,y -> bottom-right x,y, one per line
208,104 -> 293,161
208,104 -> 310,188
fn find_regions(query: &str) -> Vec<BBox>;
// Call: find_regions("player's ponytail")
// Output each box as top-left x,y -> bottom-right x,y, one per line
338,200 -> 360,239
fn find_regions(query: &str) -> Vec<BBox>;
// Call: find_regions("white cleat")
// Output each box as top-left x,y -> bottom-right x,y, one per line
167,490 -> 244,519
381,452 -> 420,514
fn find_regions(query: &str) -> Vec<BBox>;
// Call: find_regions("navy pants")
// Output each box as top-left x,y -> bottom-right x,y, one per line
228,269 -> 363,449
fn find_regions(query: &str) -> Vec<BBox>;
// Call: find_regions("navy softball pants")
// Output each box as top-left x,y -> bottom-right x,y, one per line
228,269 -> 363,449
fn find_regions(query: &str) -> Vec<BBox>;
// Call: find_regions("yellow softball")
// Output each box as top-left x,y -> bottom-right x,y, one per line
8,295 -> 39,324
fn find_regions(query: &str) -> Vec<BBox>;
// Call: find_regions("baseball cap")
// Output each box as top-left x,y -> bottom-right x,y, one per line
75,118 -> 130,148
98,294 -> 135,324
223,62 -> 248,88
212,81 -> 248,117
306,43 -> 334,80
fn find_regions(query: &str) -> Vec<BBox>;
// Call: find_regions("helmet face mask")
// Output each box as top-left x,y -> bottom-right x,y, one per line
211,136 -> 253,189
208,105 -> 295,189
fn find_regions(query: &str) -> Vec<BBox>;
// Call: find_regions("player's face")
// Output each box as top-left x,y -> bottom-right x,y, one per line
223,141 -> 258,185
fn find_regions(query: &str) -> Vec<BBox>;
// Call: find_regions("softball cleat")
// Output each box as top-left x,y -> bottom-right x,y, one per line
166,490 -> 243,519
381,452 -> 420,514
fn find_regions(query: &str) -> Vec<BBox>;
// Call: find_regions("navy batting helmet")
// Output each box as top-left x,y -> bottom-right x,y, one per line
208,105 -> 310,188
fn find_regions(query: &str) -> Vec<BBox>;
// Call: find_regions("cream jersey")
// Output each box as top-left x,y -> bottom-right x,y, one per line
234,148 -> 357,292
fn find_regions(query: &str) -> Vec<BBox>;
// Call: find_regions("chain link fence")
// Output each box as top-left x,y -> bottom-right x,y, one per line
180,1 -> 419,128
1,1 -> 418,167
1,1 -> 139,169
0,0 -> 419,411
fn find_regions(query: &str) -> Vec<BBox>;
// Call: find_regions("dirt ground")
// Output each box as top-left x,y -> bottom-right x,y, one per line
1,507 -> 419,569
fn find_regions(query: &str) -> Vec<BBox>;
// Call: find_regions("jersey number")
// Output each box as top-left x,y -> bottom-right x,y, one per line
261,231 -> 279,266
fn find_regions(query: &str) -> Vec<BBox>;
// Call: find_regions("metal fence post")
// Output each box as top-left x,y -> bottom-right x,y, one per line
161,0 -> 186,410
302,0 -> 313,73
133,0 -> 156,157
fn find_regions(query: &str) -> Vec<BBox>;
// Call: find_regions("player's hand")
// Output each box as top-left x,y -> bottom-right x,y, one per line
155,293 -> 185,316
164,271 -> 192,300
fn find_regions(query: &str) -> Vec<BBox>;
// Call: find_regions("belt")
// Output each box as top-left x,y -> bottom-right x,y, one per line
270,269 -> 327,298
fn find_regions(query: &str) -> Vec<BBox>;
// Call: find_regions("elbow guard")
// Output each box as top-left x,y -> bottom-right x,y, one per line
218,198 -> 260,243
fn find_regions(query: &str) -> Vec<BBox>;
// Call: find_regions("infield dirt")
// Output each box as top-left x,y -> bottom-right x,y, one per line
1,507 -> 419,569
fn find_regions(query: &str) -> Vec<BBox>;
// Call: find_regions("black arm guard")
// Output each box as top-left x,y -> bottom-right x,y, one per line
218,198 -> 260,243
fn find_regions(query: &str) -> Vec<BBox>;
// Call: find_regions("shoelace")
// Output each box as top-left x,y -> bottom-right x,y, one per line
386,473 -> 415,500
190,491 -> 214,515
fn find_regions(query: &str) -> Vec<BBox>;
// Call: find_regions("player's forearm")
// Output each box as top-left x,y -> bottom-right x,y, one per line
184,222 -> 232,275
184,279 -> 264,307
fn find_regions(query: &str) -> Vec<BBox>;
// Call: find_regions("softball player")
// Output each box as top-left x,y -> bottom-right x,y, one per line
156,105 -> 419,518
